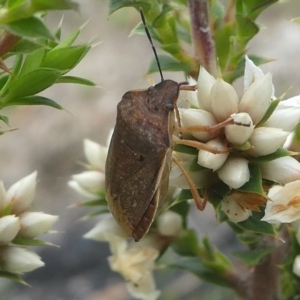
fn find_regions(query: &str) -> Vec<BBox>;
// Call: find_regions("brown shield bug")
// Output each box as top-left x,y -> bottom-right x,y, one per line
105,9 -> 226,241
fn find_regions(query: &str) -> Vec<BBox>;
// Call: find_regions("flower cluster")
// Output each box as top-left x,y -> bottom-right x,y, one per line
171,56 -> 300,223
0,171 -> 58,275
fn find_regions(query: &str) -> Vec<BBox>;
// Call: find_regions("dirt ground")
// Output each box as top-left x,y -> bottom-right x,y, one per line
1,1 -> 300,299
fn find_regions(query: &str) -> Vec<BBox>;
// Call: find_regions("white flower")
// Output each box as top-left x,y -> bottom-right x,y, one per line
221,194 -> 252,223
259,156 -> 300,184
70,171 -> 105,195
244,55 -> 264,89
4,171 -> 37,215
83,139 -> 108,171
198,139 -> 229,171
261,180 -> 300,223
248,127 -> 289,156
0,215 -> 20,245
0,246 -> 44,273
239,73 -> 273,124
197,66 -> 215,111
156,211 -> 182,237
225,113 -> 254,145
263,95 -> 300,131
217,157 -> 250,189
108,245 -> 159,300
293,255 -> 300,277
180,108 -> 218,141
210,78 -> 239,122
18,212 -> 58,238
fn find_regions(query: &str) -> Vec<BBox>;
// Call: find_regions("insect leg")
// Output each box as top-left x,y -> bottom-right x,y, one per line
172,154 -> 207,211
174,139 -> 229,154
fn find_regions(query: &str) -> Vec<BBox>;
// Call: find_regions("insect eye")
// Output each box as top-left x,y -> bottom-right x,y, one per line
147,86 -> 155,92
164,103 -> 174,111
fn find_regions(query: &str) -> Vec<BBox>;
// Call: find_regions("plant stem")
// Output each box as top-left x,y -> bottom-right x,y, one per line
188,0 -> 217,76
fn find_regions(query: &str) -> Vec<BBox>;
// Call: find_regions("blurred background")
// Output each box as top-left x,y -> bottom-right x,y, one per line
1,0 -> 300,299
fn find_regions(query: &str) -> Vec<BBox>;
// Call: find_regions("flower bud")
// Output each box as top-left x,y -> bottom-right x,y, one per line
197,139 -> 229,171
225,113 -> 254,145
4,171 -> 37,215
221,194 -> 252,223
71,171 -> 105,194
0,181 -> 5,212
18,212 -> 58,238
293,255 -> 300,277
197,66 -> 215,111
180,108 -> 218,141
218,157 -> 250,189
248,127 -> 289,156
210,78 -> 239,122
263,95 -> 300,131
83,139 -> 108,171
68,180 -> 98,199
259,156 -> 300,184
239,73 -> 273,124
0,215 -> 20,245
1,246 -> 44,273
157,211 -> 182,237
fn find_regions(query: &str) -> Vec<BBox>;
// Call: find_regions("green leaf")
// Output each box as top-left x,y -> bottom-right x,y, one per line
0,270 -> 27,285
18,48 -> 47,77
5,16 -> 54,40
7,68 -> 61,100
56,76 -> 96,86
172,229 -> 200,256
256,98 -> 280,127
236,14 -> 259,44
233,246 -> 275,266
0,74 -> 9,90
30,0 -> 78,10
0,114 -> 9,125
233,211 -> 276,235
8,38 -> 48,55
12,237 -> 56,246
79,198 -> 107,207
55,28 -> 81,49
109,0 -> 152,14
248,148 -> 297,162
170,200 -> 190,228
6,95 -> 63,109
168,256 -> 234,288
238,164 -> 265,195
83,207 -> 110,218
147,54 -> 192,74
174,144 -> 198,155
41,45 -> 90,72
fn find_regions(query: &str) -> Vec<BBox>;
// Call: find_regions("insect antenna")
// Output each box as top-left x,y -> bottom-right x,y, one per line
139,8 -> 164,82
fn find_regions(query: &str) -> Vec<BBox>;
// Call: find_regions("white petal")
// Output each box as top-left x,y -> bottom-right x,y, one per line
4,171 -> 37,214
180,108 -> 218,141
178,77 -> 199,108
18,212 -> 58,238
293,255 -> 300,277
197,66 -> 216,112
210,78 -> 239,122
71,171 -> 105,194
248,127 -> 289,156
239,73 -> 273,124
263,95 -> 300,131
259,156 -> 300,184
0,215 -> 20,245
225,113 -> 254,145
262,180 -> 300,223
68,180 -> 99,199
218,157 -> 250,189
221,195 -> 252,223
157,211 -> 182,237
2,246 -> 44,274
83,139 -> 108,171
244,55 -> 264,90
197,139 -> 229,171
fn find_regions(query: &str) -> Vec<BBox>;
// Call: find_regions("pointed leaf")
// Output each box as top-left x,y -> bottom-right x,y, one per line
30,0 -> 78,10
12,237 -> 56,247
6,95 -> 63,109
56,76 -> 96,86
5,17 -> 54,40
109,0 -> 152,14
0,270 -> 28,285
42,45 -> 90,72
0,114 -> 9,125
7,68 -> 61,100
9,39 -> 49,55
